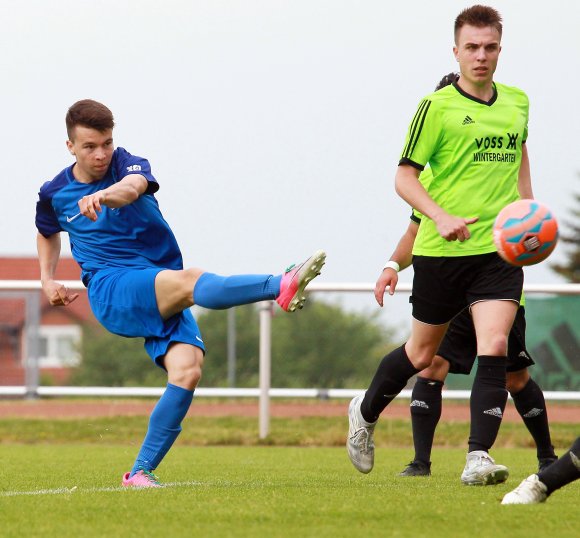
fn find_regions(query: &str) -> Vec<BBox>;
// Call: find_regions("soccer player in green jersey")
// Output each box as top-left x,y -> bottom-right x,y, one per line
376,73 -> 556,478
348,5 -> 534,485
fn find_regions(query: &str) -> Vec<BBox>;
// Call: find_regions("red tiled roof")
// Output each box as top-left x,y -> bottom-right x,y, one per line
0,257 -> 81,280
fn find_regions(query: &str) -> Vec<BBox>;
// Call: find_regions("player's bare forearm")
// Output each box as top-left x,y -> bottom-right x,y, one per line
374,221 -> 418,305
102,174 -> 148,208
37,233 -> 79,306
517,144 -> 534,199
395,165 -> 445,223
78,174 -> 148,221
395,166 -> 478,241
391,221 -> 418,271
37,232 -> 60,284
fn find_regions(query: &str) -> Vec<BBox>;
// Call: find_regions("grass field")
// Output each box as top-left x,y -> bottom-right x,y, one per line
0,412 -> 578,538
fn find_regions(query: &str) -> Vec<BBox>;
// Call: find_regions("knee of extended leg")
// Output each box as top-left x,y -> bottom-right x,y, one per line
176,364 -> 202,390
182,268 -> 205,290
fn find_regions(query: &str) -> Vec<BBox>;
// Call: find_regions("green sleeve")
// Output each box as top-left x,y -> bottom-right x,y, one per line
399,97 -> 442,169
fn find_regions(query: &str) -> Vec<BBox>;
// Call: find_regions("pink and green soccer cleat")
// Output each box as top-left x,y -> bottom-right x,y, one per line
276,250 -> 326,312
122,469 -> 162,488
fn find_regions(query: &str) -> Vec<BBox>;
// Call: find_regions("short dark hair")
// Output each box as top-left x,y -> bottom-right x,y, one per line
66,99 -> 115,140
454,5 -> 503,43
435,72 -> 459,91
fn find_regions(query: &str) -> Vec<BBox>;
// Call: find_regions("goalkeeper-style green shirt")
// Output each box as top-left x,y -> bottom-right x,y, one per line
400,80 -> 529,257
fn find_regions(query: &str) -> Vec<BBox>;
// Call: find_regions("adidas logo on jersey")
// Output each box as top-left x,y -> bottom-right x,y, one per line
410,400 -> 429,409
462,115 -> 475,125
523,408 -> 544,418
483,407 -> 503,418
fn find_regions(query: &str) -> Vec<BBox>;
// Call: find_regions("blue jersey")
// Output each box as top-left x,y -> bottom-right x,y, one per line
35,147 -> 183,285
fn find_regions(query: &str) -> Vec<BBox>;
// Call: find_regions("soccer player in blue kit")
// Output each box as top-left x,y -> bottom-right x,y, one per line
35,99 -> 326,487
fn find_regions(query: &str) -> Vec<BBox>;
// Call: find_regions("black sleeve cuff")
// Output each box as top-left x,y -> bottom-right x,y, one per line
398,158 -> 424,171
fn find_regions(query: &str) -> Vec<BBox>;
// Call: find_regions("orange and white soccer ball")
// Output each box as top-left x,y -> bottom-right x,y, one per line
493,199 -> 559,266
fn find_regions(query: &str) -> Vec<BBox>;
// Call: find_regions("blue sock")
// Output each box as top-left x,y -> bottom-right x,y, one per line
130,383 -> 194,476
193,273 -> 282,309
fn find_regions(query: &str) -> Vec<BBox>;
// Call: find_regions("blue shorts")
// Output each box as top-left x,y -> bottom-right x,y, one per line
87,267 -> 205,366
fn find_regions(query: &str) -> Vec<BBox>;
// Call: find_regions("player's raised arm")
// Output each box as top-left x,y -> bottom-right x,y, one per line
37,232 -> 79,306
78,174 -> 149,221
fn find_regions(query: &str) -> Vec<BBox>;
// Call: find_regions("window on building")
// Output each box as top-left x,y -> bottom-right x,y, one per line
38,325 -> 81,367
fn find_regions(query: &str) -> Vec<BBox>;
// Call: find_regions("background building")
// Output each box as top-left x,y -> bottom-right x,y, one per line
0,257 -> 93,385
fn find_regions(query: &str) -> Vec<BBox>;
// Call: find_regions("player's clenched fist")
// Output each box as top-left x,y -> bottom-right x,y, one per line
42,279 -> 79,306
79,192 -> 105,221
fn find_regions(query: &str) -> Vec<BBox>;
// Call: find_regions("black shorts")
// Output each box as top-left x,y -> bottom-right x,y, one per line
436,306 -> 534,374
411,252 -> 523,325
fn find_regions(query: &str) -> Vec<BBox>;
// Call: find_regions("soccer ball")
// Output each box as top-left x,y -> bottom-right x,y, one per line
493,199 -> 559,266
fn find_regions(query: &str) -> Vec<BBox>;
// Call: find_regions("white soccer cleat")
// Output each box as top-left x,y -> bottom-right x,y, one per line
501,474 -> 548,505
346,395 -> 377,474
460,450 -> 509,486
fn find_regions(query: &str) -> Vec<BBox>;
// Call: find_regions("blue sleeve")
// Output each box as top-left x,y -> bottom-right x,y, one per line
113,147 -> 160,195
35,181 -> 62,237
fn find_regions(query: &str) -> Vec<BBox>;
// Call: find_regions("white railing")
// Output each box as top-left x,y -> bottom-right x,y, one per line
1,280 -> 579,438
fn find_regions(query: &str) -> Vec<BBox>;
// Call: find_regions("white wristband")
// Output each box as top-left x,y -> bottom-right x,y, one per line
383,261 -> 400,272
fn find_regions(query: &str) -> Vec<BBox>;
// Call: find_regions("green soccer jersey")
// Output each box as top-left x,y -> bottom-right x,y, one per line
400,81 -> 529,257
411,169 -> 525,307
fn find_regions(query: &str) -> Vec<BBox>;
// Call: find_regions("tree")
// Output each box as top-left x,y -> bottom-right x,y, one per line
71,297 -> 399,388
196,298 -> 397,388
195,304 -> 261,387
551,187 -> 580,283
270,299 -> 396,388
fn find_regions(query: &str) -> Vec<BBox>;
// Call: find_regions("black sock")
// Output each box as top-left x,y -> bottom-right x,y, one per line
360,345 -> 420,423
410,377 -> 443,464
468,355 -> 508,453
511,378 -> 556,460
538,437 -> 580,495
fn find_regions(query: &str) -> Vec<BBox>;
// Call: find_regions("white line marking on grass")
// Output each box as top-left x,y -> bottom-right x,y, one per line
0,481 -> 200,497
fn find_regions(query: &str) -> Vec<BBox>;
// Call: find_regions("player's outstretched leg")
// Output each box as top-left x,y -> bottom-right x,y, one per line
193,250 -> 326,311
276,250 -> 326,312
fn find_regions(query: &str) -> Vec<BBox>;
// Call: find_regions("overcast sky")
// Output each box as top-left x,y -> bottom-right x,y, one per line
1,0 -> 578,331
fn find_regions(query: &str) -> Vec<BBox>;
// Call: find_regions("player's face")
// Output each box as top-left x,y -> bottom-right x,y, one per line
66,126 -> 114,183
453,24 -> 501,90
